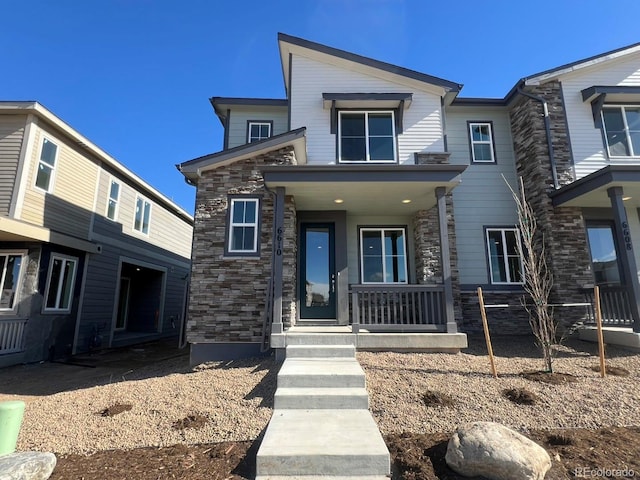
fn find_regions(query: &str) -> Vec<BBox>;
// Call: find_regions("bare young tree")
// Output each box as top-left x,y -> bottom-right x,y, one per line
505,176 -> 556,372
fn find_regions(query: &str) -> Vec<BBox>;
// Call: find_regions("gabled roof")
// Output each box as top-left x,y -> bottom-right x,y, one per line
277,33 -> 462,98
523,41 -> 640,86
209,97 -> 288,127
0,101 -> 193,225
177,127 -> 307,182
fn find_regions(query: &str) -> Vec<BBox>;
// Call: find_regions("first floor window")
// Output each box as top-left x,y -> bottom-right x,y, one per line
587,223 -> 622,286
486,228 -> 523,284
228,198 -> 260,254
0,252 -> 24,310
35,138 -> 58,192
360,227 -> 407,283
602,106 -> 640,157
339,111 -> 396,162
134,196 -> 151,234
248,122 -> 271,143
44,254 -> 78,312
107,180 -> 120,220
469,122 -> 495,163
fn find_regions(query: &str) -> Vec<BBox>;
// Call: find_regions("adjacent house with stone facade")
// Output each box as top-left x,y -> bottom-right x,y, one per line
178,34 -> 640,362
0,102 -> 193,368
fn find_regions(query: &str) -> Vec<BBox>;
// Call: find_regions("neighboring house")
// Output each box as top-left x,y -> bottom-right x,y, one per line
178,34 -> 640,362
0,101 -> 193,368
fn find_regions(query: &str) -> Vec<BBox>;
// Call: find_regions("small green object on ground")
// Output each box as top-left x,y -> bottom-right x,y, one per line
0,400 -> 26,456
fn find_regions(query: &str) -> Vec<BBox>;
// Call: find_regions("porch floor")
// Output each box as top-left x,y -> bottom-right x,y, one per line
579,326 -> 640,351
273,325 -> 468,352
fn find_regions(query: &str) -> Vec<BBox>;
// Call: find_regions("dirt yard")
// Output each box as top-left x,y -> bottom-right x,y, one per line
1,335 -> 639,479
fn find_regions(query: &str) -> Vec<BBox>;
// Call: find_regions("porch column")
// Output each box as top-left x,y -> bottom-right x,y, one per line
608,186 -> 640,332
436,187 -> 457,333
271,186 -> 285,335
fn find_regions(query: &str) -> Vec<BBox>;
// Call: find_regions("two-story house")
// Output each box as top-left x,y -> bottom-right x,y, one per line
0,101 -> 194,367
178,34 -> 640,363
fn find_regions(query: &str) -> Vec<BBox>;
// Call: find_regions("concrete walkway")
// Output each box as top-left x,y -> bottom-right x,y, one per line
255,332 -> 390,479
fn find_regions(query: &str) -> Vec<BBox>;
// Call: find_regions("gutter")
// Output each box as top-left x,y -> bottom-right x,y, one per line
516,86 -> 560,189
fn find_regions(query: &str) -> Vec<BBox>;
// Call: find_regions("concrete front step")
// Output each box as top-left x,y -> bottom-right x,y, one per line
256,409 -> 390,477
277,358 -> 366,388
274,387 -> 369,409
285,333 -> 356,346
286,344 -> 356,358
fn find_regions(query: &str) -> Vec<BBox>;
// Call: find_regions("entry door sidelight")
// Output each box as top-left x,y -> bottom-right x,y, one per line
300,223 -> 336,320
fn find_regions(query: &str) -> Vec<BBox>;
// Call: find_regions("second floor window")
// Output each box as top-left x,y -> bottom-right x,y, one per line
248,122 -> 271,143
106,180 -> 120,220
134,196 -> 151,235
339,111 -> 396,163
469,122 -> 495,163
602,106 -> 640,157
486,228 -> 523,284
35,138 -> 58,192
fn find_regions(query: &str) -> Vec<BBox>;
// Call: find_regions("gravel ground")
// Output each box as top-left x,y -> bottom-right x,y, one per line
4,334 -> 640,455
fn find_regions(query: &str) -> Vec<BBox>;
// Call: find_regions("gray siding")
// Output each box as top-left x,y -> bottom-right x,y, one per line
226,106 -> 289,149
445,107 -> 519,285
0,115 -> 26,216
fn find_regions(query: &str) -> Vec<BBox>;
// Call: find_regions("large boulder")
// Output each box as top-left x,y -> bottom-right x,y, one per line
445,422 -> 551,480
0,451 -> 57,480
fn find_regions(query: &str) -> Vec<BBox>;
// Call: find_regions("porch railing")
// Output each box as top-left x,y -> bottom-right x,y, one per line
0,318 -> 27,355
583,286 -> 634,327
351,284 -> 446,332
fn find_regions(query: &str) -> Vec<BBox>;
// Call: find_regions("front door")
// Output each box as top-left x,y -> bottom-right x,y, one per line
300,223 -> 336,321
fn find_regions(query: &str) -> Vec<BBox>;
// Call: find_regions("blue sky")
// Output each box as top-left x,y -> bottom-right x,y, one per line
2,0 -> 639,213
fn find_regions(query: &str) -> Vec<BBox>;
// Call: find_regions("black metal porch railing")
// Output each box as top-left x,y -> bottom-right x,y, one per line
351,284 -> 446,332
583,286 -> 634,327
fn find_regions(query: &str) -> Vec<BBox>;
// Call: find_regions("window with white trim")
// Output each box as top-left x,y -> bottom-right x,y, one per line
469,122 -> 495,163
228,198 -> 260,254
44,254 -> 78,312
35,138 -> 58,192
248,122 -> 271,143
602,106 -> 640,157
486,228 -> 523,284
0,251 -> 25,311
134,196 -> 151,235
106,180 -> 120,221
360,228 -> 407,283
339,111 -> 396,162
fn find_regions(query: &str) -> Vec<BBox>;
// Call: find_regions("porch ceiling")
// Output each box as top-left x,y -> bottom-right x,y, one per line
262,164 -> 466,214
550,165 -> 640,208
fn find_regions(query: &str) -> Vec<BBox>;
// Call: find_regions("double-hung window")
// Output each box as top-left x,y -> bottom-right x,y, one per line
602,106 -> 640,157
134,196 -> 151,235
0,251 -> 25,311
227,197 -> 260,255
339,111 -> 396,162
44,254 -> 78,312
106,180 -> 120,221
468,122 -> 495,163
248,122 -> 272,143
35,138 -> 58,192
486,228 -> 523,284
360,228 -> 407,283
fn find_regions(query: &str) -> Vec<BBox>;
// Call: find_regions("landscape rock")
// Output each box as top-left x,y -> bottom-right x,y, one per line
445,421 -> 551,480
0,451 -> 56,480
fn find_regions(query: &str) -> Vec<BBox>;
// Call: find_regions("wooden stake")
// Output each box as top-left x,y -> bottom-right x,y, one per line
478,287 -> 498,378
594,286 -> 606,378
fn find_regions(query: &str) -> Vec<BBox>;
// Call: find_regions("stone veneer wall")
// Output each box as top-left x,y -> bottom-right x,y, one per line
187,146 -> 297,344
508,81 -> 593,329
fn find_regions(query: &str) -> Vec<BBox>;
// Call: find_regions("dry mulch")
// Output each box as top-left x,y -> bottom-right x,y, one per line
502,387 -> 539,405
97,403 -> 132,417
51,427 -> 640,479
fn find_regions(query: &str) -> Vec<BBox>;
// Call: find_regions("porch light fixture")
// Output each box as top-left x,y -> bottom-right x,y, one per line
334,198 -> 344,204
401,199 -> 412,204
623,196 -> 632,201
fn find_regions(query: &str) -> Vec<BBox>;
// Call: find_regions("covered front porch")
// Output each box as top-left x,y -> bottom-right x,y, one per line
262,163 -> 467,354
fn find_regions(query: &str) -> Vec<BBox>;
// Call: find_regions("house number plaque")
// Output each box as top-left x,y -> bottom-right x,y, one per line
622,221 -> 632,251
276,227 -> 283,256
